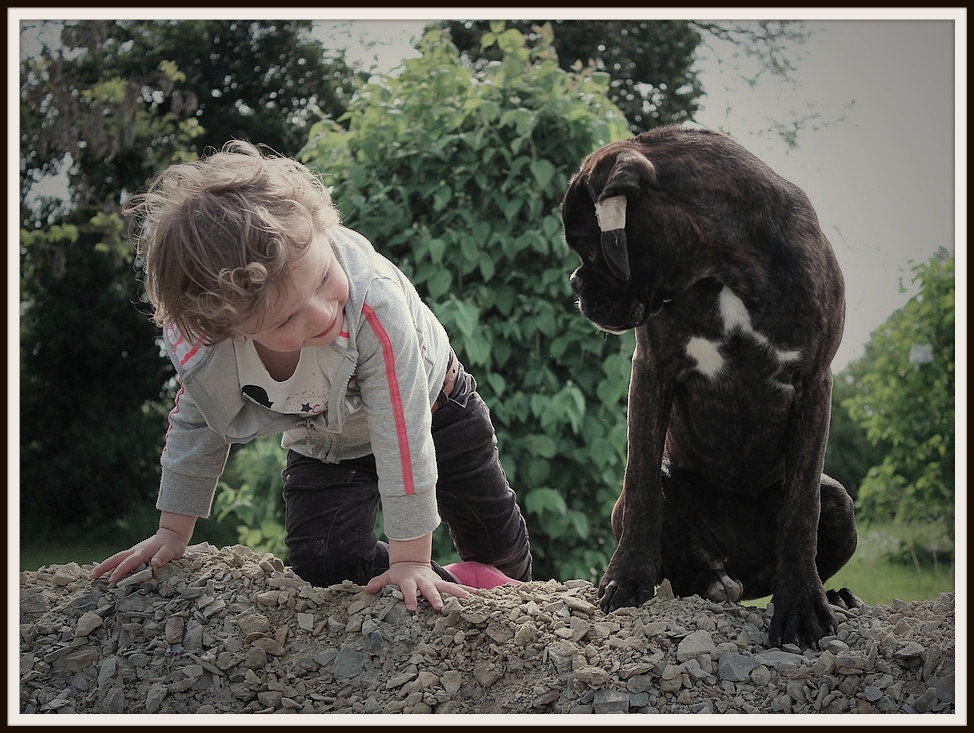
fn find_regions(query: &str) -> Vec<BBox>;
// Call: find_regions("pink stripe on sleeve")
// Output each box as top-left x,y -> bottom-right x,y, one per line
166,323 -> 206,369
362,303 -> 415,496
179,334 -> 205,367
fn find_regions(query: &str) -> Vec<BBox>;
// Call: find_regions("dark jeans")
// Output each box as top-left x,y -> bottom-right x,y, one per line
281,358 -> 533,587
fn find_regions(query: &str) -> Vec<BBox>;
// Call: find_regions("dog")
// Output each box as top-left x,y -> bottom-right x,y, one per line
562,126 -> 860,648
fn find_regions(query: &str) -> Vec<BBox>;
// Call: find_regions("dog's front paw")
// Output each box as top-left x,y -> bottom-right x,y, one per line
598,576 -> 657,613
768,584 -> 837,648
598,554 -> 659,613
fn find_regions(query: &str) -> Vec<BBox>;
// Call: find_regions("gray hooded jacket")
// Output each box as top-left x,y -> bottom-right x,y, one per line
157,226 -> 451,541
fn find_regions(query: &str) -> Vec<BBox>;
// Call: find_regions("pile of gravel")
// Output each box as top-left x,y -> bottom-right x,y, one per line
19,543 -> 956,716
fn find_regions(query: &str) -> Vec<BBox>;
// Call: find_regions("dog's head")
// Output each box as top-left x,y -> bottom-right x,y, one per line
563,132 -> 723,333
561,141 -> 665,333
562,127 -> 811,334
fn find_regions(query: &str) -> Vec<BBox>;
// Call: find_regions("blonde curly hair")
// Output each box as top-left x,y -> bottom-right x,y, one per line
125,140 -> 340,344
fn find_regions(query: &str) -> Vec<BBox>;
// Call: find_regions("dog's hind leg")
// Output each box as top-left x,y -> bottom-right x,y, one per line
817,474 -> 863,609
658,466 -> 760,603
660,516 -> 745,602
693,569 -> 745,603
661,471 -> 860,609
815,474 -> 858,583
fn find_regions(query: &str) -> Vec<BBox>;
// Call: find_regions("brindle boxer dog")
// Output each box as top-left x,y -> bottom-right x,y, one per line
562,126 -> 860,648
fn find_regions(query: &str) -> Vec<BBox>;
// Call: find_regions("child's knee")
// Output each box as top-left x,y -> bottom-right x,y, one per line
287,537 -> 367,587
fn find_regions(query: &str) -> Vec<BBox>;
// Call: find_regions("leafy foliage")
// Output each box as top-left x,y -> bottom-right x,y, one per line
106,20 -> 357,157
19,23 -> 191,531
214,438 -> 289,558
19,20 -> 352,534
824,380 -> 886,501
441,19 -> 703,133
839,252 -> 955,533
299,25 -> 634,581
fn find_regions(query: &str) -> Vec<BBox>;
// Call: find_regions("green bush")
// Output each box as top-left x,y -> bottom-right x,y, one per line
213,437 -> 289,558
296,24 -> 632,582
840,252 -> 955,534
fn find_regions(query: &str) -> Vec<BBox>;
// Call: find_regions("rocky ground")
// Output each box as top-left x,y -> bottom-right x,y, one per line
18,542 -> 957,717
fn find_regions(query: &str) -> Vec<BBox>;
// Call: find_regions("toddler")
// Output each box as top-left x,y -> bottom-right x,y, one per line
91,141 -> 533,611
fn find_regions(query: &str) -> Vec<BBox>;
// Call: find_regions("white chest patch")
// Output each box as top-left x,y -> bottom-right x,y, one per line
686,337 -> 725,378
685,287 -> 803,381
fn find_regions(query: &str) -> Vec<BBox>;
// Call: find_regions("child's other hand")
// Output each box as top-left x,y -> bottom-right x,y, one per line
90,527 -> 189,585
365,561 -> 473,612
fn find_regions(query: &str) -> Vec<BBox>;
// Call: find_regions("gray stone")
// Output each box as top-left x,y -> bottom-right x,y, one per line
753,649 -> 805,669
100,686 -> 127,714
913,687 -> 939,713
593,689 -> 629,714
862,685 -> 883,702
749,664 -> 772,686
75,611 -> 103,637
894,641 -> 926,659
574,665 -> 610,688
52,563 -> 84,586
680,658 -> 712,683
718,652 -> 760,682
332,644 -> 365,678
677,629 -> 716,661
689,698 -> 714,713
182,619 -> 204,652
54,648 -> 100,672
145,682 -> 168,713
21,591 -> 50,615
660,664 -> 683,693
115,566 -> 155,588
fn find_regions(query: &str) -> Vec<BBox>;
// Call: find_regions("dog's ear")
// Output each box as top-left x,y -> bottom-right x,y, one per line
591,151 -> 657,282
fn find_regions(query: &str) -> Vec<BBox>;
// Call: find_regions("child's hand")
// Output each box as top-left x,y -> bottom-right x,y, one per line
366,561 -> 472,612
90,526 -> 190,584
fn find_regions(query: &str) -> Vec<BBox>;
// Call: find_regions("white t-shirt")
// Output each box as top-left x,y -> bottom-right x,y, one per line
234,325 -> 350,416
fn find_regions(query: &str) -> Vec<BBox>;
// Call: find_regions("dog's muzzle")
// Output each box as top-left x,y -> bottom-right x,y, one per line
571,266 -> 647,334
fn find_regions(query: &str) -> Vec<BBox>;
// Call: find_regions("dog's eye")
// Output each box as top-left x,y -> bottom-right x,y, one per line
570,240 -> 598,263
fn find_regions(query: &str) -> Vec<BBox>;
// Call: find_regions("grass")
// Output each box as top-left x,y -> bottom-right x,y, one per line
19,506 -> 239,574
20,521 -> 955,607
825,522 -> 955,605
746,521 -> 955,608
19,542 -> 123,573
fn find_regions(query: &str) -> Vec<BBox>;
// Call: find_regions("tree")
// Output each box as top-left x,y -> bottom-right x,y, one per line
441,19 -> 703,132
19,19 -> 354,533
840,251 -> 955,533
295,24 -> 633,581
110,20 -> 356,157
20,21 -> 198,533
824,381 -> 886,501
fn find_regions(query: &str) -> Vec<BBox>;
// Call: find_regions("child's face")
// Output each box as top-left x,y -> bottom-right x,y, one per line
237,231 -> 349,353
